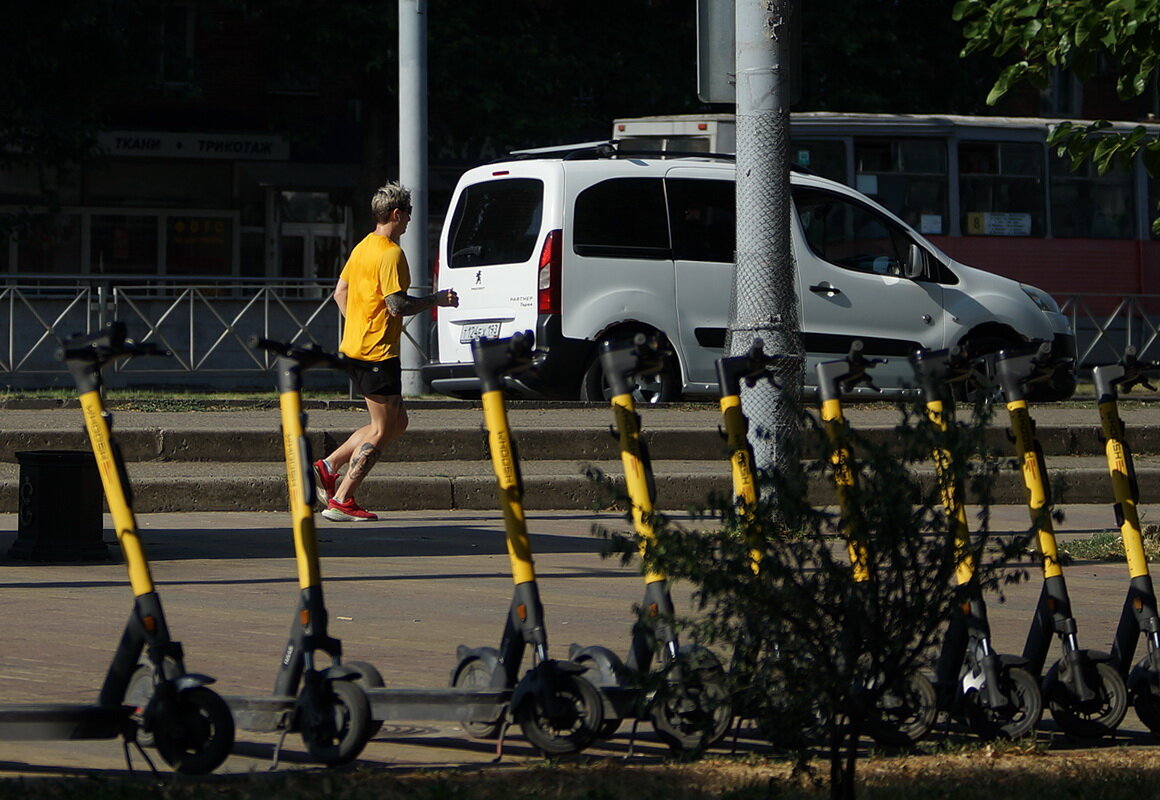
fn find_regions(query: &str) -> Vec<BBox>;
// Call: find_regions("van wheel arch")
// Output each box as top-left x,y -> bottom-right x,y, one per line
579,325 -> 683,404
954,325 -> 1024,400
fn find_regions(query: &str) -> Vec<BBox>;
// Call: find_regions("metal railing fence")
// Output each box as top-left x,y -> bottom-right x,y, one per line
1,275 -> 1155,387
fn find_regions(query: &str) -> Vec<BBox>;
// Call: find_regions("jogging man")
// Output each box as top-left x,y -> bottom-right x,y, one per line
314,182 -> 458,521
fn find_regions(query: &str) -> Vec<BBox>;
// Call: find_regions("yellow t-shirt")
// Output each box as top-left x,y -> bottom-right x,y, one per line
338,233 -> 411,361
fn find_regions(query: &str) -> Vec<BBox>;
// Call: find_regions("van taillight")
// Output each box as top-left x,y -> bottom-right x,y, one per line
431,251 -> 440,321
537,229 -> 562,315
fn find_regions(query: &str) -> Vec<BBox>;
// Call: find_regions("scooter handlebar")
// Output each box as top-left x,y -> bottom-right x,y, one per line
57,322 -> 171,365
598,333 -> 669,397
471,330 -> 540,392
248,335 -> 347,371
910,345 -> 972,397
715,338 -> 786,397
815,340 -> 882,401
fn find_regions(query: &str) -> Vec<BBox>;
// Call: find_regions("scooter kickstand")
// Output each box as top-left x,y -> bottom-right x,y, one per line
122,734 -> 159,778
492,719 -> 511,762
624,718 -> 642,760
270,726 -> 291,771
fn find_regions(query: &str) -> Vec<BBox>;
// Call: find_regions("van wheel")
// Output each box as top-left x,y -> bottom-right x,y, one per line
580,351 -> 681,404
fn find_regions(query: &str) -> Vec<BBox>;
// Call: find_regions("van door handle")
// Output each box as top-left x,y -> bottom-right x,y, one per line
809,283 -> 841,296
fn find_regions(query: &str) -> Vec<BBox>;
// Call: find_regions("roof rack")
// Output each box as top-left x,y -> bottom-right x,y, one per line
499,139 -> 813,173
502,139 -> 736,163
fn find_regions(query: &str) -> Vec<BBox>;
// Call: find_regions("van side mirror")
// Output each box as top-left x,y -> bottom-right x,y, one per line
904,243 -> 925,279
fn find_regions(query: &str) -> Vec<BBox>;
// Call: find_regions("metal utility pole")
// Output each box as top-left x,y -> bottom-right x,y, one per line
399,0 -> 429,396
727,0 -> 804,478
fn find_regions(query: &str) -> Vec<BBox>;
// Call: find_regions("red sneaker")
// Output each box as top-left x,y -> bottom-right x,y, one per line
312,459 -> 338,506
322,497 -> 378,522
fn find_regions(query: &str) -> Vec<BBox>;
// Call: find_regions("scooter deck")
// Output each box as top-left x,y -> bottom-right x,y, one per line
365,688 -> 513,721
224,694 -> 296,732
0,703 -> 130,740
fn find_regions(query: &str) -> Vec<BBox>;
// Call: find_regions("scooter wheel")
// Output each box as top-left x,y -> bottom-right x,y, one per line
299,679 -> 372,766
571,649 -> 623,739
153,687 -> 235,775
453,657 -> 504,739
346,660 -> 385,739
515,673 -> 604,756
1133,675 -> 1160,735
1049,660 -> 1127,740
649,646 -> 733,755
963,666 -> 1042,740
865,672 -> 937,748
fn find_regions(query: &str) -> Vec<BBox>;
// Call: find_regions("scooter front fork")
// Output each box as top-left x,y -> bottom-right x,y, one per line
1025,578 -> 1097,702
1112,574 -> 1160,680
627,580 -> 679,674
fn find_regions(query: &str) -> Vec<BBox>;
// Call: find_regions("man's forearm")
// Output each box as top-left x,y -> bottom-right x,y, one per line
386,292 -> 442,317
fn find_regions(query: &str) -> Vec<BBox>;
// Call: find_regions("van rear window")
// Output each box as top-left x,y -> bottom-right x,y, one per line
448,178 -> 543,268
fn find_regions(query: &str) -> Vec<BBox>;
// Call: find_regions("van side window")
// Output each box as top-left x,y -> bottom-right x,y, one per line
793,187 -> 918,278
574,178 -> 670,259
667,178 -> 735,262
448,178 -> 544,268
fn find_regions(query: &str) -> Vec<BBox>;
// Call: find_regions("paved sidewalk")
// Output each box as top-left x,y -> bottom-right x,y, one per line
0,504 -> 1158,777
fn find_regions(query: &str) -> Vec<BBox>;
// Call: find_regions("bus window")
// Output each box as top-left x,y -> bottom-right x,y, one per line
1050,154 -> 1135,239
790,139 -> 846,184
960,142 -> 1045,237
854,139 -> 948,236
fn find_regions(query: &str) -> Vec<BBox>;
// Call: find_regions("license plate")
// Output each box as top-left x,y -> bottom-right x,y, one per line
459,322 -> 501,343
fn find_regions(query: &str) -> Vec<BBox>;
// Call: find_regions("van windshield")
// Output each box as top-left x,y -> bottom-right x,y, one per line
448,178 -> 544,268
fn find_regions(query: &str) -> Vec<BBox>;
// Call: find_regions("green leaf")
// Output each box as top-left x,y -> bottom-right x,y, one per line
1020,18 -> 1043,46
986,61 -> 1027,105
951,0 -> 980,22
1015,1 -> 1042,18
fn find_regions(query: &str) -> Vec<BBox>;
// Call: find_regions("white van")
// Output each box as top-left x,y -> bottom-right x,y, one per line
422,144 -> 1076,401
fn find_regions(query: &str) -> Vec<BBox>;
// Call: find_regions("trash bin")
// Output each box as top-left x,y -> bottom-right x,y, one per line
8,450 -> 110,562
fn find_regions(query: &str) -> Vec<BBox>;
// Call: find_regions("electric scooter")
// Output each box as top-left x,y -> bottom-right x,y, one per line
912,346 -> 1042,739
0,322 -> 235,775
814,342 -> 938,746
1090,349 -> 1160,734
439,331 -> 605,756
241,334 -> 604,759
215,336 -> 373,766
569,333 -> 733,754
995,343 -> 1128,738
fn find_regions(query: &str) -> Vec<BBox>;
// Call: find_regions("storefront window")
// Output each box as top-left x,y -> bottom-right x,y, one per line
14,214 -> 82,274
86,161 -> 231,208
1050,152 -> 1135,239
854,138 -> 948,235
959,141 -> 1045,237
790,139 -> 846,184
278,191 -> 344,223
241,231 -> 265,276
91,214 -> 158,274
166,215 -> 232,275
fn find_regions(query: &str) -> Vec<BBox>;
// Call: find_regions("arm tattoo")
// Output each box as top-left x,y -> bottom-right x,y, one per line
347,442 -> 382,482
387,291 -> 439,317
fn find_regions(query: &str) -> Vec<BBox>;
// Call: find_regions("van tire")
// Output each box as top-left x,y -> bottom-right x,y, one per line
579,348 -> 681,404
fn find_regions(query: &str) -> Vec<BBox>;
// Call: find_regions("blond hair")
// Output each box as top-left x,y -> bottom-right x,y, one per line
371,182 -> 412,224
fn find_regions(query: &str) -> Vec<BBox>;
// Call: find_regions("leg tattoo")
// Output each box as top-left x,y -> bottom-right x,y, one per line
347,442 -> 382,483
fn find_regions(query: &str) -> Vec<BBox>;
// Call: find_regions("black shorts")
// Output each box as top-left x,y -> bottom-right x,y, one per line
345,356 -> 402,398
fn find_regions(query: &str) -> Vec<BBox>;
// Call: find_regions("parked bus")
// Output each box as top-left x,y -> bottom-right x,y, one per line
612,113 -> 1160,302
